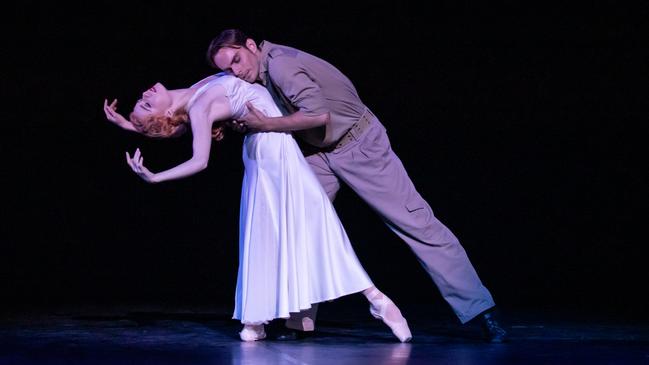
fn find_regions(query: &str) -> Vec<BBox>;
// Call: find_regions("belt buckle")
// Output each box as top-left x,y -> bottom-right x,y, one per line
335,114 -> 371,150
338,132 -> 352,149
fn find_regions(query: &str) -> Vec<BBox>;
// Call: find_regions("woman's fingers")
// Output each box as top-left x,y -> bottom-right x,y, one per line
126,150 -> 151,180
126,151 -> 135,170
229,120 -> 247,133
103,99 -> 121,123
104,106 -> 116,121
133,149 -> 143,172
104,99 -> 115,113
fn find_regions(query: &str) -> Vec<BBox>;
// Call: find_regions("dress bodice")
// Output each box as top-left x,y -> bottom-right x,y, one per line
188,73 -> 283,120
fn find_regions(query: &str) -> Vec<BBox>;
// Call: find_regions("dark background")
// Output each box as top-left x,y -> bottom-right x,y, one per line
2,2 -> 647,321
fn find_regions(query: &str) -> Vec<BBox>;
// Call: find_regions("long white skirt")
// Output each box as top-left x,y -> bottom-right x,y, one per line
233,131 -> 373,325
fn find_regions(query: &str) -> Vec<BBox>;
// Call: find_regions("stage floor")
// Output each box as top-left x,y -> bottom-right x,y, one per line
1,304 -> 647,364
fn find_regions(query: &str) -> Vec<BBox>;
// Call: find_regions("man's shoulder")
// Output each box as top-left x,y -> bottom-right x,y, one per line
263,41 -> 300,59
265,44 -> 303,80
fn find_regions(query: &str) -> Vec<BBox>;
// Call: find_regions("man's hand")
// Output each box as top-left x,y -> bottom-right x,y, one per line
239,102 -> 270,131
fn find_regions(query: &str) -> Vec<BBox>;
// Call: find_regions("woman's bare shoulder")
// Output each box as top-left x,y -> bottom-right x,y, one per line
191,83 -> 228,109
189,84 -> 232,123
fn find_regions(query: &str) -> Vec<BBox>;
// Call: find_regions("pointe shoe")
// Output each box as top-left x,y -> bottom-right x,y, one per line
368,292 -> 412,342
239,325 -> 267,342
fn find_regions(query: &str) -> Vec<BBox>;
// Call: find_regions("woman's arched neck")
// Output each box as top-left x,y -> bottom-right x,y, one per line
168,88 -> 198,112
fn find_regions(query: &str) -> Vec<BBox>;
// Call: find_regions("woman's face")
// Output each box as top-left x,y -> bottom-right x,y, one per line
130,82 -> 172,122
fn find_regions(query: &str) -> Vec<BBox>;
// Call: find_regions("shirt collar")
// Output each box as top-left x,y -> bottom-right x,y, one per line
258,40 -> 274,85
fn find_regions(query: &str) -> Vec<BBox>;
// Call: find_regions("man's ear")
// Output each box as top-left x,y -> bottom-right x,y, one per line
245,38 -> 258,53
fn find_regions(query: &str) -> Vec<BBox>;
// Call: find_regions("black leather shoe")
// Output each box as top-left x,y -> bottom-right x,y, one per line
478,310 -> 507,343
268,327 -> 314,341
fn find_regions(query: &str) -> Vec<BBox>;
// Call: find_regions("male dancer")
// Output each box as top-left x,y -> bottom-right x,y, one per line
207,29 -> 507,342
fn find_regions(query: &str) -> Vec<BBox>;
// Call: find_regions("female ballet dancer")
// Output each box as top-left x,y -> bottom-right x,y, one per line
104,73 -> 412,342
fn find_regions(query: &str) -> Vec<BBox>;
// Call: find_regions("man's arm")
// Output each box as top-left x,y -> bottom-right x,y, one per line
241,55 -> 330,132
241,102 -> 329,132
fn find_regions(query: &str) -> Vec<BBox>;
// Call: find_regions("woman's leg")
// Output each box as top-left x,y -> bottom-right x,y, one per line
362,286 -> 412,342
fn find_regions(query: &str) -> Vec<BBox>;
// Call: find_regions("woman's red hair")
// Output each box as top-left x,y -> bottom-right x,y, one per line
130,108 -> 225,141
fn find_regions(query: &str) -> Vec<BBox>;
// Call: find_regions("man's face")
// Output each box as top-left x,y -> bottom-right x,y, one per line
212,40 -> 260,83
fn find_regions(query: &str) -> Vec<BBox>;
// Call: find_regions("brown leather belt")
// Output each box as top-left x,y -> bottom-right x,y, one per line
334,109 -> 375,150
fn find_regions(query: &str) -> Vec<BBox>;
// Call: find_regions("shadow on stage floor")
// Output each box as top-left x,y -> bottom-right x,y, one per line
1,303 -> 647,365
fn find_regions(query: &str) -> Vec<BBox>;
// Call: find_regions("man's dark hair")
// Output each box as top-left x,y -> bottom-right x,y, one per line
206,29 -> 250,69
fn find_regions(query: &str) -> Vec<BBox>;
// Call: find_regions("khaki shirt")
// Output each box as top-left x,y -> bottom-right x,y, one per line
258,41 -> 367,148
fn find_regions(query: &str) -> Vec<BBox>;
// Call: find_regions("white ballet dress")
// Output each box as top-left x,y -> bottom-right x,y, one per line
189,75 -> 373,325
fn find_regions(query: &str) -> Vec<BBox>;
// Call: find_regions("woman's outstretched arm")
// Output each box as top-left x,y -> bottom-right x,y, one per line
127,89 -> 232,183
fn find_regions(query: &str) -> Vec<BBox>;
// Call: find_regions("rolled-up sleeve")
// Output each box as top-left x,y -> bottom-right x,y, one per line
268,56 -> 329,117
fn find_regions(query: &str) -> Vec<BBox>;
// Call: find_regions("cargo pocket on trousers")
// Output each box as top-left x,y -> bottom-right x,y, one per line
405,200 -> 434,238
406,201 -> 425,213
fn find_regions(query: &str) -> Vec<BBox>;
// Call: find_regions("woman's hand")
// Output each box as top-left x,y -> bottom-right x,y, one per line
126,148 -> 157,183
104,99 -> 138,132
212,125 -> 226,140
226,119 -> 248,134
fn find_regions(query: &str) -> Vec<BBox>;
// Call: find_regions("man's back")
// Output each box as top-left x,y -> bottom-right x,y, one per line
260,41 -> 369,148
